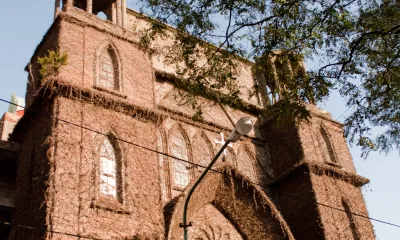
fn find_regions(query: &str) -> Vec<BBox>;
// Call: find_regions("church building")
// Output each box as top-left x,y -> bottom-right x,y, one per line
1,0 -> 376,239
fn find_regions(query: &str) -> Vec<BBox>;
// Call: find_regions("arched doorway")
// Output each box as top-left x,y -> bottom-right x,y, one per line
167,165 -> 294,240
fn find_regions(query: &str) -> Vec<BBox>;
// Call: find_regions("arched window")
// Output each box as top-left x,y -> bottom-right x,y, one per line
224,148 -> 237,167
99,137 -> 120,200
342,198 -> 360,240
319,126 -> 338,163
237,146 -> 257,183
96,11 -> 108,20
169,126 -> 191,197
97,44 -> 120,91
192,132 -> 213,176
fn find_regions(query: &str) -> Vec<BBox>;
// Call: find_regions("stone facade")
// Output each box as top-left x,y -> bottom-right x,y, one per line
5,1 -> 375,239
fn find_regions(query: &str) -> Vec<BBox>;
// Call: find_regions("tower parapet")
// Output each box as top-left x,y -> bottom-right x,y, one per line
55,0 -> 127,28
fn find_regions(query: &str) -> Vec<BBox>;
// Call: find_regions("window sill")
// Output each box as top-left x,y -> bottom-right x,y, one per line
324,161 -> 343,169
94,86 -> 128,99
91,197 -> 131,214
173,185 -> 188,191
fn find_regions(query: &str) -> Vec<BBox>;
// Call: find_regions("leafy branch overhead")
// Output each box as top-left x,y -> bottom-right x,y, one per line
138,0 -> 400,156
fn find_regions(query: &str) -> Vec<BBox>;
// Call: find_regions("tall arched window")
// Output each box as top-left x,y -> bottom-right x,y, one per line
169,126 -> 191,197
237,146 -> 257,183
224,148 -> 237,167
96,44 -> 120,91
192,132 -> 213,176
319,126 -> 338,163
342,198 -> 360,240
99,137 -> 120,200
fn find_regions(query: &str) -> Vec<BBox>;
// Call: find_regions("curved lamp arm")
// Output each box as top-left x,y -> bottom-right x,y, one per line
181,139 -> 232,240
180,117 -> 253,240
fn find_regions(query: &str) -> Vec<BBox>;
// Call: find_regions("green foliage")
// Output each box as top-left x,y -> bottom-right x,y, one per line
139,0 -> 400,155
38,50 -> 68,79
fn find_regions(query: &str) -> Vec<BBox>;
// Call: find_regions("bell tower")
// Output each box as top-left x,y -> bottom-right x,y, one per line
262,107 -> 376,240
54,0 -> 127,27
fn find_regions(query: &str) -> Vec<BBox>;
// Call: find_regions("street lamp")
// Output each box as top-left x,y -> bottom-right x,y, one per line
180,117 -> 254,240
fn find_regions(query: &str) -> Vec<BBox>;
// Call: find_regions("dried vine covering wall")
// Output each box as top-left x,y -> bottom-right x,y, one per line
8,78 -> 277,239
262,110 -> 375,240
8,100 -> 55,240
8,5 -> 375,240
47,96 -> 164,239
168,166 -> 295,240
311,173 -> 375,240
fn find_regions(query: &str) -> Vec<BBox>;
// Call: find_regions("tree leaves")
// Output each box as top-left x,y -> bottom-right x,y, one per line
139,0 -> 400,156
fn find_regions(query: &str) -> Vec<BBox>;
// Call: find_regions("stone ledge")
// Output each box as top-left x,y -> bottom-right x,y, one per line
26,77 -> 258,141
155,70 -> 263,115
91,197 -> 132,215
93,86 -> 128,99
268,161 -> 369,188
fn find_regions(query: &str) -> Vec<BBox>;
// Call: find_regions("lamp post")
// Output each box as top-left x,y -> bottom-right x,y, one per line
180,117 -> 254,240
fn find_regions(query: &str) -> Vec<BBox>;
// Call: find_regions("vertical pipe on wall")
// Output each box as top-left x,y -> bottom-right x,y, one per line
87,0 -> 93,14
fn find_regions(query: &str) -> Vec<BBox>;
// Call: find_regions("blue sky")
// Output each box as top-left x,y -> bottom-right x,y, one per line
0,1 -> 398,239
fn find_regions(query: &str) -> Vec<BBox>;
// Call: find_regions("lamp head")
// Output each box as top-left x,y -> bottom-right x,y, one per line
228,117 -> 254,142
234,117 -> 254,136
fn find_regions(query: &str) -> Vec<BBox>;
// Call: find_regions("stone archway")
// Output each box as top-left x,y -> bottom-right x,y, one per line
167,165 -> 295,240
189,204 -> 243,240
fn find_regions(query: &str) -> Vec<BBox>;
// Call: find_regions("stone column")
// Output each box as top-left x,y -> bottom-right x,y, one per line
64,0 -> 73,12
112,3 -> 117,24
122,0 -> 127,28
87,0 -> 92,14
116,0 -> 122,26
54,0 -> 61,19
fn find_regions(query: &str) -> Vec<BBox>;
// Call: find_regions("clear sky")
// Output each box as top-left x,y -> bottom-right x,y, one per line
0,1 -> 398,239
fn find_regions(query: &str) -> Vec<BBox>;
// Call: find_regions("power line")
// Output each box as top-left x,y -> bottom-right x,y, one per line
1,97 -> 399,229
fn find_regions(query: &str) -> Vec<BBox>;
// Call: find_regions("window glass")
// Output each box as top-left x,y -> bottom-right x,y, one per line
169,131 -> 191,191
100,138 -> 117,198
98,49 -> 116,90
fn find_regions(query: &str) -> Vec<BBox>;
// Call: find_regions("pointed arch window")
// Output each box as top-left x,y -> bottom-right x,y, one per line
224,148 -> 237,166
193,132 -> 213,176
237,146 -> 257,183
97,44 -> 120,91
342,198 -> 360,240
99,137 -> 120,200
319,126 -> 338,163
169,128 -> 191,196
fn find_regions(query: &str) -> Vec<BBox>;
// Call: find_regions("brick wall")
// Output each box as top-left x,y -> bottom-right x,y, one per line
311,174 -> 375,240
46,97 -> 163,239
263,109 -> 375,240
11,6 -> 376,240
9,100 -> 55,240
57,11 -> 155,110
